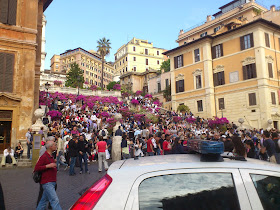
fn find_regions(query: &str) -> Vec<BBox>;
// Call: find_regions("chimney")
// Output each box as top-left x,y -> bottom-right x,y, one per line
179,29 -> 184,35
270,5 -> 276,12
207,15 -> 212,22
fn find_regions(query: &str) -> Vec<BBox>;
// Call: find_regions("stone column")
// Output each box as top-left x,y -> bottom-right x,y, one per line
112,113 -> 122,161
33,1 -> 44,123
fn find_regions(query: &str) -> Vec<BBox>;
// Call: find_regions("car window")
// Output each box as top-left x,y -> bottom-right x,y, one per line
138,173 -> 240,210
250,174 -> 280,210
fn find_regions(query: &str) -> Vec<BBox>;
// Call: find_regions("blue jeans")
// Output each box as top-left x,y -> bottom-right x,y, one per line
36,182 -> 62,210
79,153 -> 88,172
56,151 -> 67,170
69,157 -> 76,175
148,152 -> 154,156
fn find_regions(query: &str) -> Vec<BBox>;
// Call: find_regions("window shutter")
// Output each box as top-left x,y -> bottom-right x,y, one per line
181,55 -> 184,67
213,73 -> 218,86
265,33 -> 270,48
220,44 -> 224,56
243,66 -> 247,80
211,46 -> 216,59
0,0 -> 9,24
176,81 -> 179,93
240,36 -> 244,50
0,52 -> 14,93
8,0 -> 17,25
252,63 -> 257,78
249,93 -> 256,106
181,80 -> 184,92
174,57 -> 177,69
221,71 -> 225,85
250,33 -> 254,48
271,92 -> 276,105
268,63 -> 273,78
218,98 -> 224,110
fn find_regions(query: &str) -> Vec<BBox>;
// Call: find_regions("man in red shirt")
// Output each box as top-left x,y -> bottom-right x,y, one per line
96,137 -> 108,172
163,135 -> 172,155
34,140 -> 62,210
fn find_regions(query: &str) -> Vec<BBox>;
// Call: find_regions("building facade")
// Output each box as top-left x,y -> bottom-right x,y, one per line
50,54 -> 60,72
165,18 -> 280,129
40,70 -> 67,87
164,1 -> 280,129
148,71 -> 171,110
40,14 -> 47,72
0,0 -> 53,152
115,38 -> 166,92
51,48 -> 115,89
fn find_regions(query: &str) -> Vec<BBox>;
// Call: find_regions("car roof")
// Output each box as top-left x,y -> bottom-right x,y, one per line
108,154 -> 280,174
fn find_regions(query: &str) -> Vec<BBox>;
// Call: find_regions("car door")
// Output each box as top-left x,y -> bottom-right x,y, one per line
239,169 -> 280,210
125,168 -> 252,210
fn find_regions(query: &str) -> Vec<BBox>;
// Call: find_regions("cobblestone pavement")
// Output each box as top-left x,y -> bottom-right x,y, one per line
0,161 -> 111,210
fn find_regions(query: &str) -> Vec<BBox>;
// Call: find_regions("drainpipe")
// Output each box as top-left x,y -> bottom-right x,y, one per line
211,38 -> 217,117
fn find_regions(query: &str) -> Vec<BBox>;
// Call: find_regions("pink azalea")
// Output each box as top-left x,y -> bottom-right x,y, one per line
145,94 -> 152,98
131,99 -> 140,105
46,110 -> 62,120
135,91 -> 143,96
113,84 -> 121,91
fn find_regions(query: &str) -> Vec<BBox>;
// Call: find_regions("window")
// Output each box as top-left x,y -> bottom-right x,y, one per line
194,49 -> 200,62
133,46 -> 136,51
0,52 -> 14,93
133,66 -> 136,71
157,82 -> 161,92
139,173 -> 240,210
197,100 -> 203,112
119,61 -> 121,65
212,44 -> 223,59
196,75 -> 202,89
0,0 -> 17,25
126,57 -> 127,61
157,60 -> 159,65
200,32 -> 207,37
214,26 -> 221,33
271,92 -> 276,105
126,67 -> 127,72
157,51 -> 159,55
243,63 -> 257,80
133,57 -> 136,61
218,98 -> 225,110
250,174 -> 280,210
213,71 -> 225,86
240,33 -> 254,50
165,79 -> 169,88
249,93 -> 257,106
265,33 -> 270,48
268,63 -> 273,78
146,59 -> 148,65
145,49 -> 148,55
176,80 -> 184,93
174,55 -> 183,69
123,59 -> 124,64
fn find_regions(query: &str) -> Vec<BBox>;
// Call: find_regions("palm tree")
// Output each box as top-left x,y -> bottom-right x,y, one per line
97,37 -> 111,90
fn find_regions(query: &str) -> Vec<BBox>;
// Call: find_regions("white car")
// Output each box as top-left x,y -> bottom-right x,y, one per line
71,154 -> 280,210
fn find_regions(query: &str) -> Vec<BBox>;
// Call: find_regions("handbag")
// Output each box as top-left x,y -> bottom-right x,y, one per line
32,171 -> 42,183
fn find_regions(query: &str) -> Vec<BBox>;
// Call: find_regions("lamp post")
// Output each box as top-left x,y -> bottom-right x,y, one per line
44,82 -> 50,114
77,76 -> 81,96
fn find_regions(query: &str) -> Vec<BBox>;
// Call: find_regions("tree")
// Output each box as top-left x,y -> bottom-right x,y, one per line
177,104 -> 190,113
107,81 -> 120,90
160,59 -> 170,72
163,85 -> 171,101
97,37 -> 111,90
65,63 -> 84,88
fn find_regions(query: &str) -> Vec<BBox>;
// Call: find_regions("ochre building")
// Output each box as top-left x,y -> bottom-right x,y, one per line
0,0 -> 53,152
164,1 -> 280,129
51,48 -> 115,89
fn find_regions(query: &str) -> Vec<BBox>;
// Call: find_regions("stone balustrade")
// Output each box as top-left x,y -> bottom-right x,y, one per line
39,86 -> 122,98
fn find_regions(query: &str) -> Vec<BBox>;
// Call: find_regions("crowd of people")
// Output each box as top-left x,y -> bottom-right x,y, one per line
1,92 -> 280,209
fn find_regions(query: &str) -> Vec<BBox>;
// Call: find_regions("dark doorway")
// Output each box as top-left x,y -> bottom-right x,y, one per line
273,121 -> 278,130
0,121 -> 12,152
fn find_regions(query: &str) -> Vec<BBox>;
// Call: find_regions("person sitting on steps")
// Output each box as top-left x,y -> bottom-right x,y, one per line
1,147 -> 17,167
14,142 -> 24,159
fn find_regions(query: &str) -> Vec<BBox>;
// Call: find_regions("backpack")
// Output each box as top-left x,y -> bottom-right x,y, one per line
101,130 -> 106,136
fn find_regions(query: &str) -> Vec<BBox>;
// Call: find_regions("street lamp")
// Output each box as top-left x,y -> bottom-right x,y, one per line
44,82 -> 51,114
77,76 -> 81,96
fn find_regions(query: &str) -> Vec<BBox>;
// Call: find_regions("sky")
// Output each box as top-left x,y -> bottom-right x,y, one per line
44,0 -> 279,69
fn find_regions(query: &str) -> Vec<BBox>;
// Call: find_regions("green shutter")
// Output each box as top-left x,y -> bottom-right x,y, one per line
250,33 -> 254,48
240,36 -> 244,51
3,53 -> 14,92
220,44 -> 224,56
